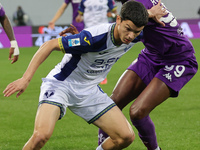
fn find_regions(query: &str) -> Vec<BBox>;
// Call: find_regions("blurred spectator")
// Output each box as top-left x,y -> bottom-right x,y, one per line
48,0 -> 84,32
76,0 -> 117,29
198,7 -> 200,17
13,6 -> 26,26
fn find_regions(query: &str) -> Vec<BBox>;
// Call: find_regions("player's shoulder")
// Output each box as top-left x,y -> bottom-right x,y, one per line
84,23 -> 112,37
135,0 -> 154,9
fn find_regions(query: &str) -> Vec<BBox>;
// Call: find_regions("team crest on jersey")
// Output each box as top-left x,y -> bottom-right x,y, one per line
68,38 -> 80,47
44,90 -> 55,98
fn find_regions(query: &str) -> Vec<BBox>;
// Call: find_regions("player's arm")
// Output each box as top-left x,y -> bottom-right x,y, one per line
107,9 -> 117,18
48,2 -> 68,29
0,14 -> 19,64
147,0 -> 167,26
76,13 -> 83,23
107,0 -> 118,18
76,0 -> 84,23
116,0 -> 167,26
3,39 -> 61,98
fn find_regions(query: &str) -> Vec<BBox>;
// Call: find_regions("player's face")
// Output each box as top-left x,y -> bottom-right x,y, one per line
115,15 -> 144,45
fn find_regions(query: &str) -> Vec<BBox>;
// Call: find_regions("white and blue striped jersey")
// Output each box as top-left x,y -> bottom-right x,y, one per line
45,23 -> 138,85
78,0 -> 117,28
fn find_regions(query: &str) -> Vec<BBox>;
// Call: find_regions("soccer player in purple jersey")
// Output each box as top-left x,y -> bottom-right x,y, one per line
98,0 -> 198,150
0,3 -> 20,64
48,0 -> 84,32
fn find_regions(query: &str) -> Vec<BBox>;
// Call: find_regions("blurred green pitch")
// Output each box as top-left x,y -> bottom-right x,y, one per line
0,39 -> 199,150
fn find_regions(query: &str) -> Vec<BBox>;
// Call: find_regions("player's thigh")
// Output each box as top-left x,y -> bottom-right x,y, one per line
93,106 -> 134,139
111,69 -> 146,109
131,77 -> 170,117
34,103 -> 60,136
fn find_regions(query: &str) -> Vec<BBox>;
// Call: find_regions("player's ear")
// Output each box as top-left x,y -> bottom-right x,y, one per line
116,15 -> 122,24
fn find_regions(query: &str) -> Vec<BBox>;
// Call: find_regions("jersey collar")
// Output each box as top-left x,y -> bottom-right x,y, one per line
110,23 -> 121,47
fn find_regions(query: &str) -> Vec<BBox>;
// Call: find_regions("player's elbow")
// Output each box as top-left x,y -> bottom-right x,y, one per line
43,39 -> 61,52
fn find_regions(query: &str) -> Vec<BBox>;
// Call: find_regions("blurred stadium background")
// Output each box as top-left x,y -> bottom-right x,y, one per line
0,0 -> 200,48
1,0 -> 200,26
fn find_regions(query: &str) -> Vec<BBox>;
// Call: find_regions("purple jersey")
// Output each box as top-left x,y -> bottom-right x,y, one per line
135,0 -> 196,63
0,3 -> 5,17
125,0 -> 198,96
65,0 -> 84,32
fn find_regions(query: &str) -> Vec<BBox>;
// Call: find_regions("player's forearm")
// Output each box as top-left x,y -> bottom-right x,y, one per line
22,40 -> 60,82
51,11 -> 63,22
1,15 -> 15,41
51,4 -> 67,22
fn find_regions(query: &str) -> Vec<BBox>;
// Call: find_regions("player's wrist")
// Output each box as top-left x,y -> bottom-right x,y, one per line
111,13 -> 116,18
10,40 -> 20,56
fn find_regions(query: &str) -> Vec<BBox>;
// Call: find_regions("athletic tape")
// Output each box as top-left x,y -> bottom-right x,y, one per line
10,40 -> 20,55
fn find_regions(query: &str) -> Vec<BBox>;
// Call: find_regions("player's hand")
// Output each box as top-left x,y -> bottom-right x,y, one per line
9,40 -> 20,64
75,14 -> 83,23
48,21 -> 55,30
3,77 -> 30,98
107,12 -> 116,18
148,0 -> 167,27
59,24 -> 79,36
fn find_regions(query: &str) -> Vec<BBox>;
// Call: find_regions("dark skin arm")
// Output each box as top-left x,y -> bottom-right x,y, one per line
0,15 -> 15,40
0,14 -> 19,64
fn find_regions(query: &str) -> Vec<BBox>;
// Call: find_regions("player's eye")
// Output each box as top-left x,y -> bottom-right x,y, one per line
134,30 -> 141,34
125,27 -> 131,31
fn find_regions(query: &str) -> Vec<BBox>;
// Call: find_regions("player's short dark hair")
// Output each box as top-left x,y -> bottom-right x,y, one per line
120,0 -> 148,27
115,0 -> 127,4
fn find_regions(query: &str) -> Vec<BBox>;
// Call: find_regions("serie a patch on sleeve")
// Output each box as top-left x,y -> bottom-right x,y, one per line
68,38 -> 81,47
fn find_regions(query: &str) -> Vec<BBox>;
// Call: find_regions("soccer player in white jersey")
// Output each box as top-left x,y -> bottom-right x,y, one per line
76,0 -> 117,29
3,1 -> 148,149
76,0 -> 118,84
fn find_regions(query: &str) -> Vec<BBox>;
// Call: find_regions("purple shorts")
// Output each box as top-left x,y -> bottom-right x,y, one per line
128,53 -> 198,97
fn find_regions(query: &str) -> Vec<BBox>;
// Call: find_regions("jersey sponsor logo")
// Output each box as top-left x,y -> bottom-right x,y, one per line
84,37 -> 91,45
88,57 -> 120,74
68,38 -> 80,47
